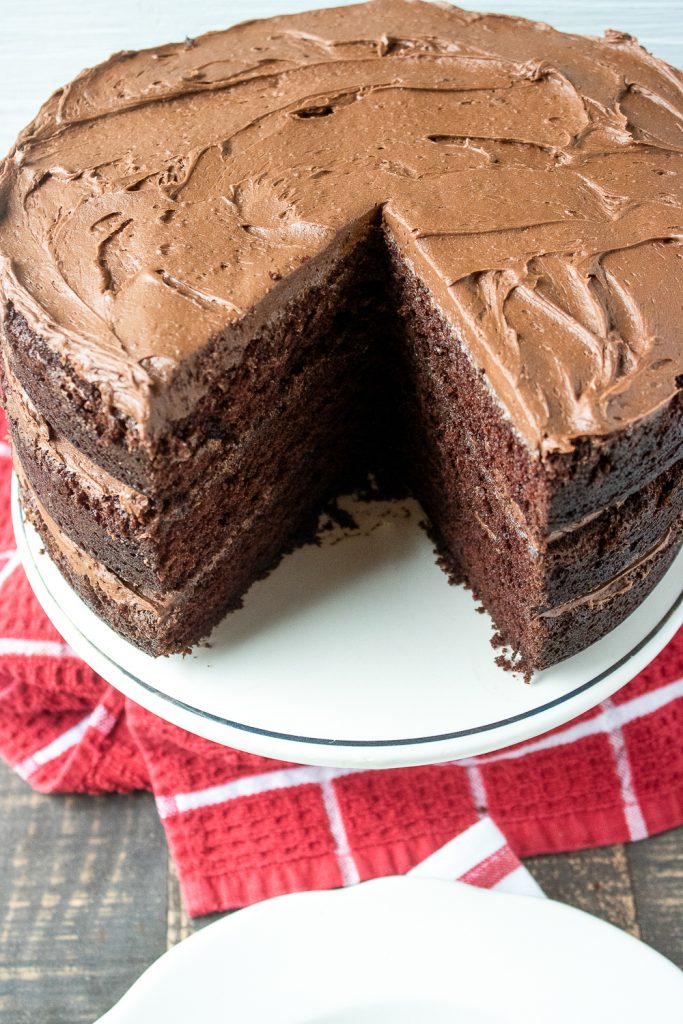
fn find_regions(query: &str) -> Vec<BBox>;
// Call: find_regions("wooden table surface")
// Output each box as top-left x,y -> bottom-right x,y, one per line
1,2 -> 682,1022
1,759 -> 682,1023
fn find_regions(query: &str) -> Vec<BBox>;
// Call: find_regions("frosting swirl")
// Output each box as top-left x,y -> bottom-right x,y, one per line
1,0 -> 681,452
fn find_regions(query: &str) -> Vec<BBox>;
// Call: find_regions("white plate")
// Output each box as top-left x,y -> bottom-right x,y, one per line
12,476 -> 683,768
96,876 -> 682,1023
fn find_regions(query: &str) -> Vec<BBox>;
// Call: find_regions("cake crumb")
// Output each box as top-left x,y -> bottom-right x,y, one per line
492,633 -> 533,682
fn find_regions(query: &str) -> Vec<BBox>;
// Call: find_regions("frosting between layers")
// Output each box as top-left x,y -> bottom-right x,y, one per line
2,352 -> 150,518
537,526 -> 675,617
9,337 -> 653,552
20,462 -> 678,624
20,468 -> 263,615
18,470 -> 165,617
0,0 -> 682,452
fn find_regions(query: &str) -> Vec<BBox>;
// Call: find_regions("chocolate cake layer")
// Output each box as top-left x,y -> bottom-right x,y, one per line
18,468 -> 680,665
1,0 -> 682,667
14,389 -> 682,615
4,229 -> 395,594
2,212 -> 383,496
7,292 -> 682,612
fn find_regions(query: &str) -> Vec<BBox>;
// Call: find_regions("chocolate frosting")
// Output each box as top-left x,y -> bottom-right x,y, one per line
1,0 -> 682,453
2,351 -> 150,518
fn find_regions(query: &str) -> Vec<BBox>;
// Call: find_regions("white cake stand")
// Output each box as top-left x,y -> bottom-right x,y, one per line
12,475 -> 682,768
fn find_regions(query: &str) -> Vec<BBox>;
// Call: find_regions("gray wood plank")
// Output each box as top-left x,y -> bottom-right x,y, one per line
627,826 -> 683,970
524,845 -> 640,938
2,744 -> 681,1023
0,763 -> 168,1024
166,854 -> 223,949
527,831 -> 683,970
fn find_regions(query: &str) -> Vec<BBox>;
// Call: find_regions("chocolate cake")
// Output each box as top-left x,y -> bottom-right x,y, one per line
0,0 -> 681,669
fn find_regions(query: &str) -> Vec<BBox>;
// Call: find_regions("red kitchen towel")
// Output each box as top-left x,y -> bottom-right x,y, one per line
0,410 -> 682,916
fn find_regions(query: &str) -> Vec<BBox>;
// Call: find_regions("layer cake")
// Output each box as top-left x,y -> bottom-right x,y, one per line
0,0 -> 681,669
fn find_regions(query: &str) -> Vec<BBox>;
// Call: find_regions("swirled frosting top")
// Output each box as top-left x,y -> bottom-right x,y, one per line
1,0 -> 682,453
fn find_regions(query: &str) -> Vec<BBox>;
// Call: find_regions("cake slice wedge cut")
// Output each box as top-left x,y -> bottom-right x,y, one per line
1,0 -> 681,668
